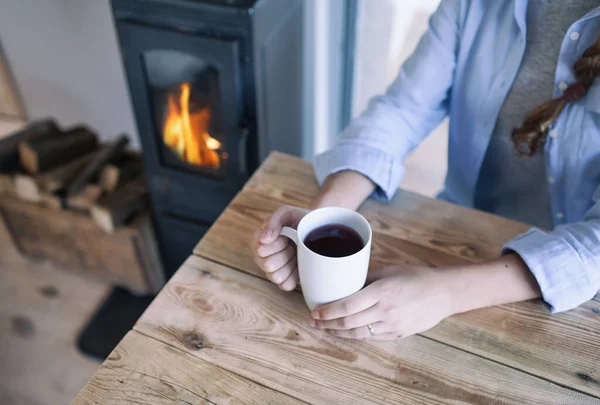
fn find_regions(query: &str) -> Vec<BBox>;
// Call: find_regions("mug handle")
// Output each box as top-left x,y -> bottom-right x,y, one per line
280,226 -> 298,245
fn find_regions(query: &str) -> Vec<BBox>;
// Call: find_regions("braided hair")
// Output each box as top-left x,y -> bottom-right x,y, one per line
512,34 -> 600,157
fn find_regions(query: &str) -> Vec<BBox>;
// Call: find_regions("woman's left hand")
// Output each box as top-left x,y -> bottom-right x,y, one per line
308,264 -> 456,340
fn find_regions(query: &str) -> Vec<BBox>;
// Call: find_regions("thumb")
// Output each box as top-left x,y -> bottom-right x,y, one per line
260,206 -> 302,244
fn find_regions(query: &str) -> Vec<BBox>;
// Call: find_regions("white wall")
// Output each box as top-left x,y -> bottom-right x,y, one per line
302,0 -> 346,158
0,0 -> 139,148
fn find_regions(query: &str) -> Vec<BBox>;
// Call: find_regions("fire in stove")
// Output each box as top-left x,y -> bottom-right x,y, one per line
163,83 -> 222,169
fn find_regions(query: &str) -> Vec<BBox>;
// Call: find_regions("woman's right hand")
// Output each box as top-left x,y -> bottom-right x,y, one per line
252,205 -> 310,291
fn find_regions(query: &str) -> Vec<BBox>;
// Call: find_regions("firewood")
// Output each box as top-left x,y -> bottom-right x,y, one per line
0,119 -> 59,172
36,150 -> 98,193
0,173 -> 14,195
99,159 -> 143,193
66,184 -> 103,213
91,176 -> 148,233
68,135 -> 129,196
19,125 -> 98,174
14,173 -> 41,203
40,192 -> 63,210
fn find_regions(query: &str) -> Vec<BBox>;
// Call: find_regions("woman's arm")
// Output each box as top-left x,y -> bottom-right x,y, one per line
445,253 -> 542,314
311,170 -> 376,210
314,0 -> 463,202
308,254 -> 543,340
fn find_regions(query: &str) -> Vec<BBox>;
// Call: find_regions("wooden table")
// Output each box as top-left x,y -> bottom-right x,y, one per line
72,152 -> 600,404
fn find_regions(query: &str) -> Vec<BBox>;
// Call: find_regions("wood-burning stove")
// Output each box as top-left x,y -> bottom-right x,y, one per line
111,0 -> 304,276
77,0 -> 304,360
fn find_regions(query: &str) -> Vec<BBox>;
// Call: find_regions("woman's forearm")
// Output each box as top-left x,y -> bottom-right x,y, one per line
444,253 -> 542,314
311,170 -> 376,210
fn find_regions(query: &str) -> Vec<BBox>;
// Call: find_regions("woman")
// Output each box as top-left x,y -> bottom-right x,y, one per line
253,0 -> 600,340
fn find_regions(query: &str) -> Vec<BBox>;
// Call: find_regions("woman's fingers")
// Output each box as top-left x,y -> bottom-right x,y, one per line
266,257 -> 296,284
260,206 -> 305,244
311,303 -> 381,330
324,321 -> 392,340
263,245 -> 296,273
311,282 -> 381,321
278,267 -> 299,291
257,236 -> 289,258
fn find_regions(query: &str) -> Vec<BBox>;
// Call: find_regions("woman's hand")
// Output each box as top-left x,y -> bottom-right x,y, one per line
308,265 -> 456,340
252,205 -> 310,291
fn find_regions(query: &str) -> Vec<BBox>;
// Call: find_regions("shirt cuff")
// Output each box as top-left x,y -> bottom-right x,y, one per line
314,144 -> 404,201
503,228 -> 597,313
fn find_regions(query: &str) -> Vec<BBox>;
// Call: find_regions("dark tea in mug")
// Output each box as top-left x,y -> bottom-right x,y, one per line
303,224 -> 364,258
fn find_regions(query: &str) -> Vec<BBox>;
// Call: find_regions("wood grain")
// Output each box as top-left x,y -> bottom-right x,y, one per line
0,195 -> 162,294
68,135 -> 129,196
37,150 -> 99,193
0,119 -> 59,172
243,152 -> 531,263
91,176 -> 148,233
66,184 -> 103,213
0,172 -> 13,195
72,330 -> 306,405
19,125 -> 98,174
196,190 -> 466,275
40,191 -> 63,210
14,173 -> 41,203
99,159 -> 143,193
195,152 -> 600,398
134,255 -> 598,405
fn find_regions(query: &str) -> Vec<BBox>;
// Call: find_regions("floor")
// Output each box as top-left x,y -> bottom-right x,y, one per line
0,207 -> 109,405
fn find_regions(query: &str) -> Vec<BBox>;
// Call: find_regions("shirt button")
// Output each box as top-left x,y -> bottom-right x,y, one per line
570,31 -> 580,41
548,129 -> 558,138
556,212 -> 564,220
548,176 -> 555,184
558,81 -> 568,91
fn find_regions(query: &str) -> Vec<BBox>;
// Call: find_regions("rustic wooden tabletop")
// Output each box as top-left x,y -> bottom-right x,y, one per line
72,152 -> 600,404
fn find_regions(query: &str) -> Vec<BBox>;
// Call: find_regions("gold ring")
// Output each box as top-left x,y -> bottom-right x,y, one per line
367,323 -> 375,336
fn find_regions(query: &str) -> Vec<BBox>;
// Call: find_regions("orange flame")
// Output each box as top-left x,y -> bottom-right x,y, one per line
163,83 -> 221,168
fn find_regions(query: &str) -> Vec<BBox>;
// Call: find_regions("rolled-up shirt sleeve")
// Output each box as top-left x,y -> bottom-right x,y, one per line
503,186 -> 600,313
315,0 -> 463,200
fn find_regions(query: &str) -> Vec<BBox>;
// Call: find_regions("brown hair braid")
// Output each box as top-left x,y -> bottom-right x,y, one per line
512,34 -> 600,157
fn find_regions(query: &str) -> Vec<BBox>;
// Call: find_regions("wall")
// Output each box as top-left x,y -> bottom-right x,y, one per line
0,0 -> 139,148
302,0 -> 347,158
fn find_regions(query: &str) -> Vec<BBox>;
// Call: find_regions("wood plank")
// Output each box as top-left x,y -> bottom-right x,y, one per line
0,195 -> 161,294
14,173 -> 41,203
134,256 -> 597,405
195,160 -> 600,398
66,184 -> 103,213
68,135 -> 129,196
19,125 -> 98,174
99,159 -> 143,193
37,150 -> 99,193
91,176 -> 148,233
0,119 -> 59,172
40,191 -> 63,210
243,152 -> 531,263
0,172 -> 14,195
197,190 -> 466,277
72,330 -> 306,405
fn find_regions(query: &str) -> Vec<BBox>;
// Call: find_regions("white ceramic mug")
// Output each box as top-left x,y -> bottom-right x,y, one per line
280,207 -> 372,311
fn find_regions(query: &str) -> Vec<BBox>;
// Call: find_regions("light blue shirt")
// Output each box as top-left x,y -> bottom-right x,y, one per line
314,0 -> 600,313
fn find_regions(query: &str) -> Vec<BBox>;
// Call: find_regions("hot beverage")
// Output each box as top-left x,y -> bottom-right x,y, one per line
280,207 -> 372,309
304,224 -> 364,258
